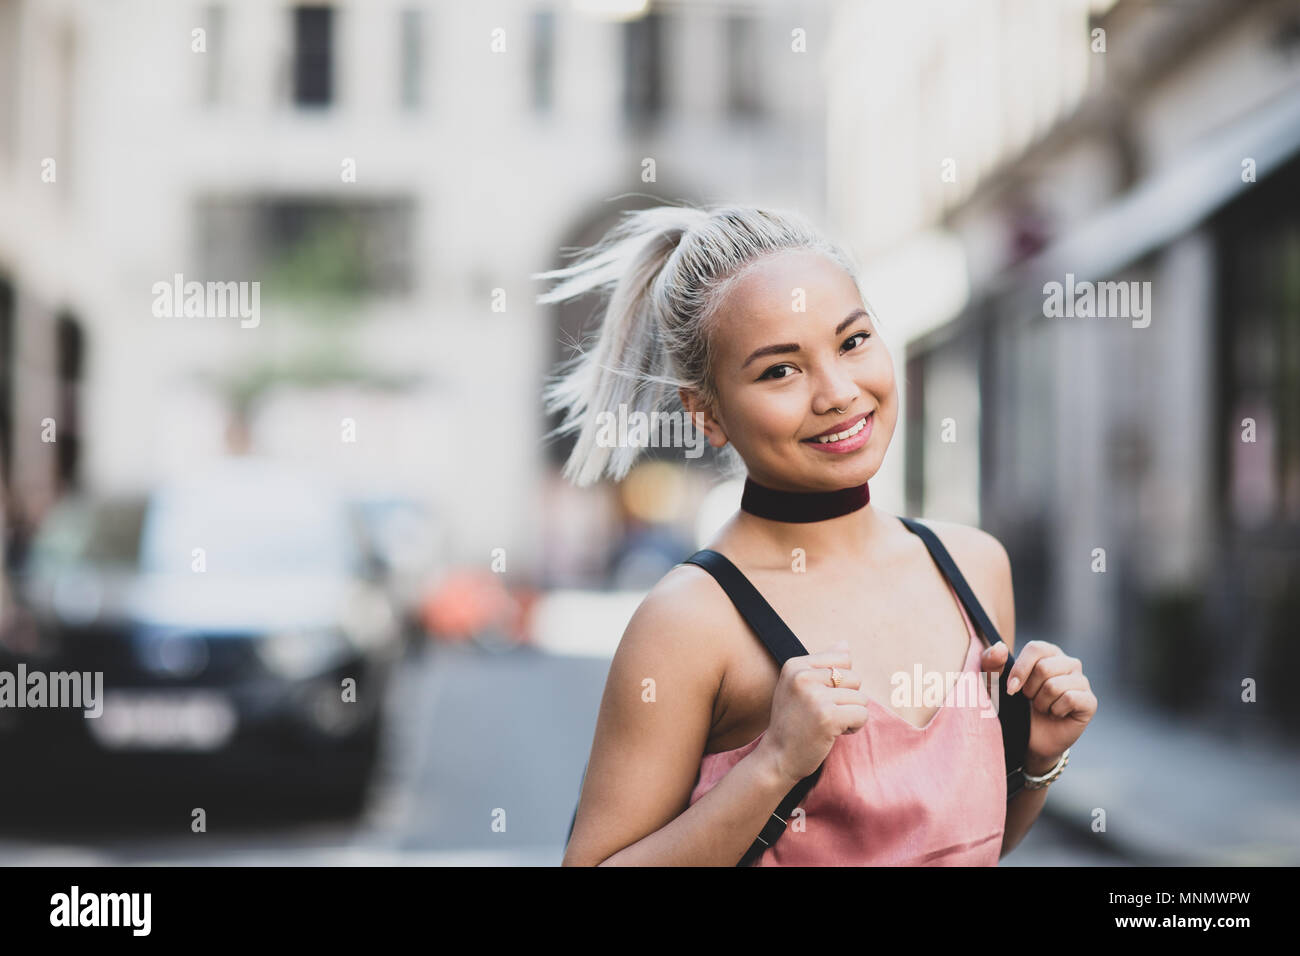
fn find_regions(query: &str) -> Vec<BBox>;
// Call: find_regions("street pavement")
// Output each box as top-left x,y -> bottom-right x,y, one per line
1029,693 -> 1300,866
0,640 -> 1139,866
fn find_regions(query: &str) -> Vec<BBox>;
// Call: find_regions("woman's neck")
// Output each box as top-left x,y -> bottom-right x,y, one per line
724,499 -> 897,570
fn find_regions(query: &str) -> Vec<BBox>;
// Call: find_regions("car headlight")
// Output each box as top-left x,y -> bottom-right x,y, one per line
256,628 -> 352,679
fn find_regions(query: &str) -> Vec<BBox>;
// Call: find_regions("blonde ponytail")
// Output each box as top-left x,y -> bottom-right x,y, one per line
534,202 -> 860,487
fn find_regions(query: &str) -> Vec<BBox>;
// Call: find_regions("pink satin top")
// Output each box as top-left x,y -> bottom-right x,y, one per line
688,580 -> 1006,865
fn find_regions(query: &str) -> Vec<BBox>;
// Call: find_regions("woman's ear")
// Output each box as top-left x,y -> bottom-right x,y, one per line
678,386 -> 729,449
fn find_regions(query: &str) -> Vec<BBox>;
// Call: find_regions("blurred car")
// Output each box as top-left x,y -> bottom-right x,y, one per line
0,459 -> 402,815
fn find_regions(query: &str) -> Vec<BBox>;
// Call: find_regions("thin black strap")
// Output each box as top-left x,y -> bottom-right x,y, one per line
898,517 -> 1030,794
736,768 -> 822,866
680,549 -> 811,665
680,549 -> 824,866
897,518 -> 1003,653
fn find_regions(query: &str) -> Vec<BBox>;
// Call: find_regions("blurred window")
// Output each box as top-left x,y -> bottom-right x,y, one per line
28,497 -> 147,570
399,8 -> 423,110
195,197 -> 415,298
724,14 -> 761,119
54,19 -> 74,201
622,11 -> 662,123
1008,316 -> 1055,505
530,8 -> 556,114
904,352 -> 925,514
0,279 -> 12,487
0,0 -> 18,164
201,3 -> 224,106
1218,158 -> 1300,529
54,312 -> 83,490
293,4 -> 334,107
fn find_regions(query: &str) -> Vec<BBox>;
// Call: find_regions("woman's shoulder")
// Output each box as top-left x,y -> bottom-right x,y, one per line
904,515 -> 1011,572
604,558 -> 743,716
636,556 -> 747,633
612,555 -> 746,658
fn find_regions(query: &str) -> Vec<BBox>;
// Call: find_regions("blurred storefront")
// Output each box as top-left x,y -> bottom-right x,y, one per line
874,0 -> 1300,737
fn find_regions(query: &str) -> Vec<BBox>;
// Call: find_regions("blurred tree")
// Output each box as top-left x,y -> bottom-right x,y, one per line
200,217 -> 423,447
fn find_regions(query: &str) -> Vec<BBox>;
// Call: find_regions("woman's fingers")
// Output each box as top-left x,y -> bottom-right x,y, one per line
834,702 -> 871,734
1005,640 -> 1064,695
979,641 -> 1010,673
815,665 -> 862,690
800,641 -> 855,669
825,683 -> 871,704
1048,686 -> 1098,721
1032,670 -> 1092,717
1016,653 -> 1081,701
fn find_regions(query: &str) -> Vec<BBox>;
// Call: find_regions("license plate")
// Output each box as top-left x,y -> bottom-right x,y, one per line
87,690 -> 237,751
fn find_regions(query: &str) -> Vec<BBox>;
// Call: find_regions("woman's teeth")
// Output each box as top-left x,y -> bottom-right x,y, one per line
811,415 -> 867,443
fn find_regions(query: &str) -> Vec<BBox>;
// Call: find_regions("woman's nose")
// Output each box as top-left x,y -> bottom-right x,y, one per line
814,372 -> 858,414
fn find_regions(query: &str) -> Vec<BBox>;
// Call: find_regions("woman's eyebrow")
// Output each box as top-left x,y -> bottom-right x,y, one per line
740,308 -> 869,369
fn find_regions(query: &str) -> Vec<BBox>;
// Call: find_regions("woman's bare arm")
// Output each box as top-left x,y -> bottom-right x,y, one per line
561,566 -> 801,867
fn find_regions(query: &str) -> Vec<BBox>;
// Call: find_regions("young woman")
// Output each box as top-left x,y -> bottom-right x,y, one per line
538,204 -> 1096,866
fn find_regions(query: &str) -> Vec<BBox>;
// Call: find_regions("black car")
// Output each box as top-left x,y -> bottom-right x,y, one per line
0,460 -> 403,818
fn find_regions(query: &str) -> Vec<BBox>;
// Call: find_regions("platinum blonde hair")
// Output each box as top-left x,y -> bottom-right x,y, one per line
534,202 -> 866,487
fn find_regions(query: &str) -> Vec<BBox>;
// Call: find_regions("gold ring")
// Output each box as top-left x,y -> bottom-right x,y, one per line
829,666 -> 841,688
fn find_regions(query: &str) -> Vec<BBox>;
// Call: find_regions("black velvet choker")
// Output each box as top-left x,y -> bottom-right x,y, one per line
739,476 -> 871,523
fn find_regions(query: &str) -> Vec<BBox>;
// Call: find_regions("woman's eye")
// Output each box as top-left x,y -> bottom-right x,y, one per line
759,364 -> 795,381
759,333 -> 870,381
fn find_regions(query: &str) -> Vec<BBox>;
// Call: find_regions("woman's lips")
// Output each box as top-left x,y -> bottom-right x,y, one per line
802,411 -> 872,454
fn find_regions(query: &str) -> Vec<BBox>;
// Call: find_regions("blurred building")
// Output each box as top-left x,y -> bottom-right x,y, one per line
0,0 -> 829,590
829,0 -> 1300,736
535,0 -> 833,585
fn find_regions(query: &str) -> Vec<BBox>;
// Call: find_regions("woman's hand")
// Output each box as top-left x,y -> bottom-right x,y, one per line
755,639 -> 872,784
994,640 -> 1097,772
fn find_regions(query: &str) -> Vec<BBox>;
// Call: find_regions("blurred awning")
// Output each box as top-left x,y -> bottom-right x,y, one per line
1004,87 -> 1300,290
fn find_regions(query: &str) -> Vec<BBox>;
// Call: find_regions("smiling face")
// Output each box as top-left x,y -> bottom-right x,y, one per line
681,249 -> 899,492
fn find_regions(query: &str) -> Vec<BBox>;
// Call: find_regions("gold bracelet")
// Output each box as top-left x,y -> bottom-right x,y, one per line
1022,748 -> 1070,789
